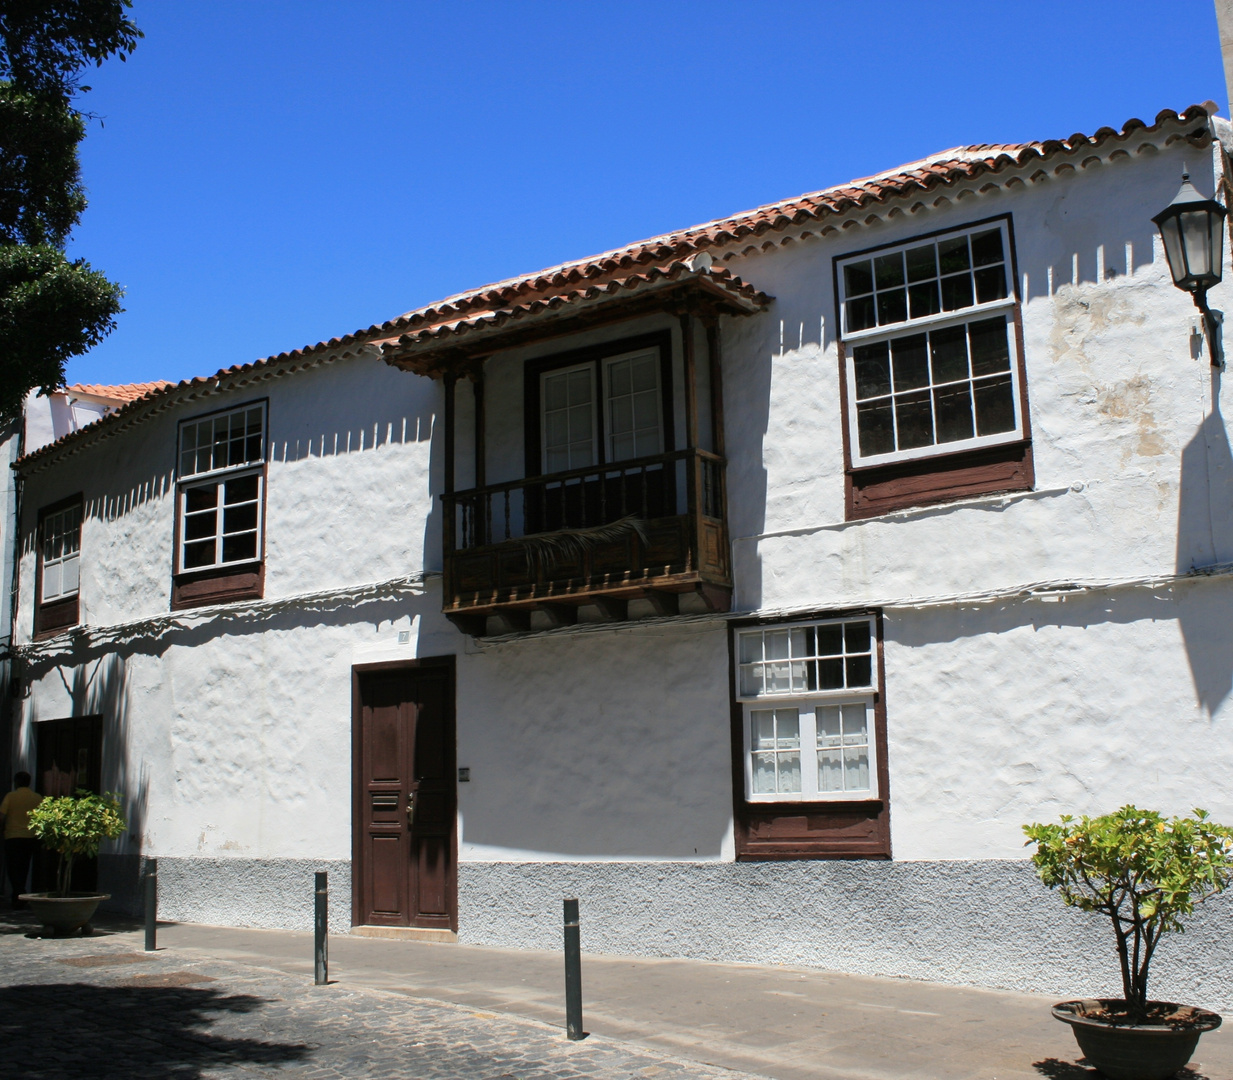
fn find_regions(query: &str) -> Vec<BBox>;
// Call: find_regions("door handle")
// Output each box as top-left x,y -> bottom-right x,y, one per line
406,791 -> 416,828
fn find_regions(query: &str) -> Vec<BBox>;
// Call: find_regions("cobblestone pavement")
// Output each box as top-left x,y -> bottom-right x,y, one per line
0,921 -> 765,1080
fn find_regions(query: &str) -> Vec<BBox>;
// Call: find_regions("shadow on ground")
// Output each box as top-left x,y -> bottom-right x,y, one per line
0,982 -> 312,1079
1033,1059 -> 1211,1080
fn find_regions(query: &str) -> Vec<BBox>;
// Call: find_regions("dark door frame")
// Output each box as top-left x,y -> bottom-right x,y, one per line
350,655 -> 457,930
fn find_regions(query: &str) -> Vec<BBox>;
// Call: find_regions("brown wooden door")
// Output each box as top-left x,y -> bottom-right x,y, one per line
353,662 -> 456,930
34,716 -> 104,891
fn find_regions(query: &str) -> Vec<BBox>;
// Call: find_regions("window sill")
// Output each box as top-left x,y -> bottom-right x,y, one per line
172,563 -> 263,610
847,440 -> 1033,521
34,596 -> 79,640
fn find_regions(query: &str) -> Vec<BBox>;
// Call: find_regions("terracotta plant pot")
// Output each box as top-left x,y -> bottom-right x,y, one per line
19,892 -> 110,936
1052,998 -> 1222,1080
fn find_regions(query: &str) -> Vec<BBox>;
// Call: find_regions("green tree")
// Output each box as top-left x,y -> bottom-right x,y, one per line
0,1 -> 140,420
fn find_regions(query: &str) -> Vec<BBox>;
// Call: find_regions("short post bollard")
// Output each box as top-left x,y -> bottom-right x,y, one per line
563,897 -> 584,1040
143,858 -> 158,952
314,871 -> 328,986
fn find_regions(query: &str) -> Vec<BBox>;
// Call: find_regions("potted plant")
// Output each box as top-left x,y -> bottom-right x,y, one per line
1024,806 -> 1233,1080
22,789 -> 125,936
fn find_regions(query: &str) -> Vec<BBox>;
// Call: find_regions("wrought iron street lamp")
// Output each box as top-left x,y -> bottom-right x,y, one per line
1153,173 -> 1228,366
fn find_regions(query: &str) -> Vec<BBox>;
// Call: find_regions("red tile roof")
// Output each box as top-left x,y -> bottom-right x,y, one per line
16,104 -> 1215,471
66,381 -> 174,404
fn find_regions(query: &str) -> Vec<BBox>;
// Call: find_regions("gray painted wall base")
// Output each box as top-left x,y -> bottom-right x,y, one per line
458,861 -> 1233,1012
153,857 -> 353,935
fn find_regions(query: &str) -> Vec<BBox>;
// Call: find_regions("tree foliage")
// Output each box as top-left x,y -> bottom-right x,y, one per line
1024,806 -> 1233,1022
27,789 -> 126,896
0,243 -> 122,419
0,0 -> 141,98
0,1 -> 138,418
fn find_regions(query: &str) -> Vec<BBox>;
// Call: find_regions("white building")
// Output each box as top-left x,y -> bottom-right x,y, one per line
8,103 -> 1233,1007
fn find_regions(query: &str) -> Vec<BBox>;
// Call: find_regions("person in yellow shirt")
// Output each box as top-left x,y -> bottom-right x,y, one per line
1,773 -> 43,908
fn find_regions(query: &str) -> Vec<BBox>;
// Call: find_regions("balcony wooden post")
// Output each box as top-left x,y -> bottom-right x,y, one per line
444,373 -> 457,495
443,373 -> 457,602
705,318 -> 726,458
473,365 -> 486,490
680,313 -> 700,574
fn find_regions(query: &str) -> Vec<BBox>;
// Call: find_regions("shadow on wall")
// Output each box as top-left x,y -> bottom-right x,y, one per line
0,982 -> 310,1076
1176,367 -> 1233,715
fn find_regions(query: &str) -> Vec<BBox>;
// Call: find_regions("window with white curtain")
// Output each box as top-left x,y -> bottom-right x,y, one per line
735,617 -> 879,802
41,504 -> 82,602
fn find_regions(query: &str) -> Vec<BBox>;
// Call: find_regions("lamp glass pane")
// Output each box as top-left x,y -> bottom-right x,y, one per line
1159,216 -> 1187,287
1180,209 -> 1212,278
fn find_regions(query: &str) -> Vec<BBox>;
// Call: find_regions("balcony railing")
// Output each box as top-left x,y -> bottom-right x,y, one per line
441,448 -> 730,625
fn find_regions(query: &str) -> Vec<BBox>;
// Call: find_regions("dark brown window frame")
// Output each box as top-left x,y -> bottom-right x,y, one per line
833,213 -> 1034,520
729,608 -> 891,861
33,493 -> 83,640
171,398 -> 269,611
522,330 -> 676,478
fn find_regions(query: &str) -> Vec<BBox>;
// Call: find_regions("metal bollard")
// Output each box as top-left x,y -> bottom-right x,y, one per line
563,897 -> 584,1040
314,871 -> 328,985
143,859 -> 158,952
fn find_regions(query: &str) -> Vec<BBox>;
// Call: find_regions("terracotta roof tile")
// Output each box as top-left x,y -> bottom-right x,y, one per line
66,381 -> 174,403
16,104 -> 1215,470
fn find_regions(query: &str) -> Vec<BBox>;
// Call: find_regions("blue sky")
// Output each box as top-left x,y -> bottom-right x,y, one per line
63,0 -> 1227,388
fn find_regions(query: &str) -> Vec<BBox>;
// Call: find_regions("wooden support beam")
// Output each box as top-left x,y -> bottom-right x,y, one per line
643,590 -> 679,617
536,603 -> 578,628
490,610 -> 532,634
695,582 -> 732,613
446,612 -> 488,638
590,597 -> 628,622
443,373 -> 457,495
679,314 -> 699,451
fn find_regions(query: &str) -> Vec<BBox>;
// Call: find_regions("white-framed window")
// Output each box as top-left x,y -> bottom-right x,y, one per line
541,363 -> 597,473
735,617 -> 879,803
604,348 -> 662,462
837,219 -> 1024,467
41,503 -> 82,602
177,403 -> 266,573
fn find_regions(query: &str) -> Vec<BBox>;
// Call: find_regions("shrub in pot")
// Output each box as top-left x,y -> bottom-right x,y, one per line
22,790 -> 125,935
1024,806 -> 1233,1080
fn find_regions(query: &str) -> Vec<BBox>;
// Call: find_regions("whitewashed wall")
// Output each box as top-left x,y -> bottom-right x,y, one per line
10,132 -> 1233,1007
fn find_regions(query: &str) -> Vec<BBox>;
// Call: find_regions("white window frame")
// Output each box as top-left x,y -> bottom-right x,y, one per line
837,219 -> 1025,468
40,503 -> 82,603
734,616 -> 880,804
176,402 -> 267,575
540,362 -> 598,474
602,346 -> 663,463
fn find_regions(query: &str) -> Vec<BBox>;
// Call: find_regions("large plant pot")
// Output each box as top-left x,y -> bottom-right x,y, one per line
19,892 -> 109,936
1052,998 -> 1222,1080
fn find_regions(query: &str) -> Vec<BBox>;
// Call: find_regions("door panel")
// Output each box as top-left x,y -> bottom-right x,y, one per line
354,662 -> 456,930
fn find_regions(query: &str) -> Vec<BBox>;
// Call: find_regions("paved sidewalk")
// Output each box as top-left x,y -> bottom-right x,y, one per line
0,915 -> 759,1080
3,912 -> 1231,1080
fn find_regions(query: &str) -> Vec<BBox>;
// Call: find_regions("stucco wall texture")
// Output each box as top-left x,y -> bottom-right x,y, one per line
11,131 -> 1233,1005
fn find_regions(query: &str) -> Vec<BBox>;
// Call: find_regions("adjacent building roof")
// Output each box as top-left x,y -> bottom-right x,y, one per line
66,381 -> 174,404
16,103 -> 1216,472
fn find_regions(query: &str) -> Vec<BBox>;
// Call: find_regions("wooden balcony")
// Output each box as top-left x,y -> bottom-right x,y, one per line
442,447 -> 731,634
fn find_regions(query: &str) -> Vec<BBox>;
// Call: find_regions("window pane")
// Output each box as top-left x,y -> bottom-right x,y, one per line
817,658 -> 843,689
874,252 -> 905,289
934,383 -> 975,444
846,655 -> 873,687
225,474 -> 259,504
938,235 -> 971,274
789,627 -> 810,657
765,661 -> 791,694
891,334 -> 929,391
632,393 -> 657,430
844,621 -> 871,653
969,317 -> 1010,376
930,325 -> 969,383
766,630 -> 790,660
566,369 -> 591,406
905,243 -> 937,282
940,273 -> 974,311
752,753 -> 777,794
740,665 -> 763,697
185,484 -> 218,512
844,260 -> 873,297
856,400 -> 895,457
610,397 -> 633,434
974,265 -> 1007,304
908,280 -> 940,319
61,556 -> 79,595
846,296 -> 876,332
608,360 -> 631,396
817,624 -> 844,654
544,374 -> 567,410
776,709 -> 800,749
970,228 -> 1004,267
222,532 -> 257,563
974,375 -> 1016,435
817,706 -> 842,747
631,357 -> 657,392
738,632 -> 763,664
843,746 -> 870,791
853,342 -> 891,399
184,539 -> 215,568
224,503 -> 258,534
818,749 -> 843,793
841,704 -> 868,744
611,434 -> 635,461
777,753 -> 801,794
893,390 -> 933,449
43,562 -> 62,600
877,288 -> 907,326
184,511 -> 217,541
751,710 -> 776,750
